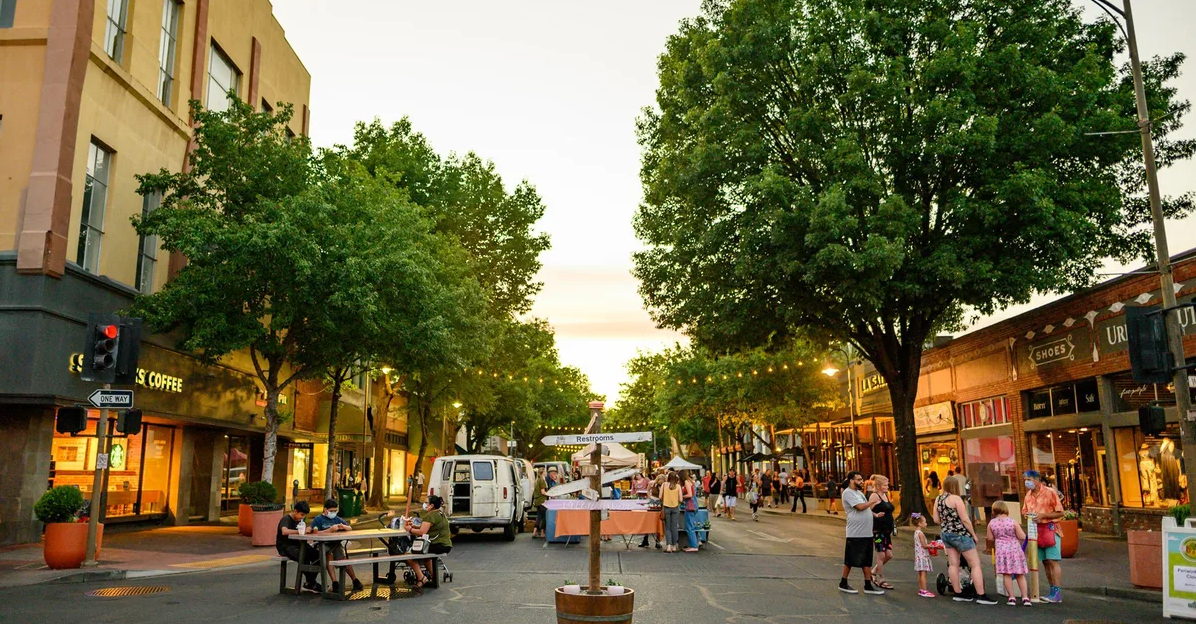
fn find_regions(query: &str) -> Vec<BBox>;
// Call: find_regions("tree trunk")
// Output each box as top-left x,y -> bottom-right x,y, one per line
323,375 -> 345,501
367,388 -> 393,509
882,344 -> 928,523
262,389 -> 280,485
412,395 -> 431,503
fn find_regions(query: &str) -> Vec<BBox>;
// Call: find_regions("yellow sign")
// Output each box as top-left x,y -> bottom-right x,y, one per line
69,353 -> 184,393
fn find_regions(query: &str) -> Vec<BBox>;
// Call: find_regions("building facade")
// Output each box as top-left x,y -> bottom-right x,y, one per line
0,0 -> 321,546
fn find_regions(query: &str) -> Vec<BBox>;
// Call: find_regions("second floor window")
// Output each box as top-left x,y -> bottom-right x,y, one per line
77,141 -> 113,274
104,0 -> 128,62
135,192 -> 161,293
206,44 -> 240,112
958,396 -> 1011,429
157,0 -> 181,104
0,0 -> 17,28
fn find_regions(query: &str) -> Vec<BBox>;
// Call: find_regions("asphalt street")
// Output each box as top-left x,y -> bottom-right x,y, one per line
0,511 -> 1163,623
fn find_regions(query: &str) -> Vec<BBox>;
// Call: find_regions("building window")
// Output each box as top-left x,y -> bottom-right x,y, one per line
1029,428 -> 1110,510
1027,378 -> 1100,419
135,191 -> 161,293
157,0 -> 181,104
104,0 -> 128,62
206,43 -> 240,112
0,0 -> 16,28
77,140 -> 112,273
50,415 -> 175,518
958,396 -> 1011,429
1115,424 -> 1184,509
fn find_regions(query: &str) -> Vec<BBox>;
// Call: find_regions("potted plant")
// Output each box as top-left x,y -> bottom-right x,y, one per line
605,579 -> 626,596
1058,509 -> 1080,559
561,579 -> 581,595
35,486 -> 101,569
239,481 -> 283,547
555,583 -> 635,624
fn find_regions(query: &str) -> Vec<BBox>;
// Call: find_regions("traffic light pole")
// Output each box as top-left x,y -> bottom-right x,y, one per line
1120,0 -> 1196,499
82,383 -> 110,568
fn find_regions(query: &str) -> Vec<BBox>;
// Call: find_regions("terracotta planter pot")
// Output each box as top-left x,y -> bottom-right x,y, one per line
1058,519 -> 1079,558
1127,529 -> 1163,589
250,508 -> 284,547
43,522 -> 103,569
238,504 -> 254,537
555,587 -> 634,624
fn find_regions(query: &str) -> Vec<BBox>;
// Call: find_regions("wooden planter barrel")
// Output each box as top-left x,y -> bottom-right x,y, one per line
555,587 -> 634,624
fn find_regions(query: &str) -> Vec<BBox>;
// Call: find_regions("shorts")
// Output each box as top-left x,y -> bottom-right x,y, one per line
941,530 -> 976,552
844,537 -> 874,568
326,542 -> 347,559
723,496 -> 737,508
873,531 -> 892,552
1037,540 -> 1061,561
428,543 -> 452,555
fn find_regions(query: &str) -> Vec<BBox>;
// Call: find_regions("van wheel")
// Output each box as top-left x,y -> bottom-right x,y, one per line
503,519 -> 517,541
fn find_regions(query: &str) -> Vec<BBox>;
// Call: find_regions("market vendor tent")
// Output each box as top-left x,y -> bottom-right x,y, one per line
571,442 -> 641,468
662,456 -> 702,471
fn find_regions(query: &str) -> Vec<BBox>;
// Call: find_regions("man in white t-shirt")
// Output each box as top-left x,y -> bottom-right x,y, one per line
839,471 -> 884,595
779,469 -> 789,505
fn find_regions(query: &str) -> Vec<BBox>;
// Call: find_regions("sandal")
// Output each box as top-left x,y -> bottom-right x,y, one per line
877,582 -> 895,590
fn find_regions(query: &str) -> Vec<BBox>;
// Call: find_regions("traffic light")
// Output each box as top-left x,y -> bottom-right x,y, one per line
117,408 -> 143,436
81,313 -> 121,383
113,317 -> 142,385
1126,305 -> 1172,384
55,406 -> 88,435
1139,404 -> 1166,436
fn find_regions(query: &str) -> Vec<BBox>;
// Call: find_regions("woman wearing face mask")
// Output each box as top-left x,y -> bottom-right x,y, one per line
405,494 -> 453,591
311,498 -> 364,593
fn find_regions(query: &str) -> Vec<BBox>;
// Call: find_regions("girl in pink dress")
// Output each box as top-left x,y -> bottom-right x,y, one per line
911,513 -> 934,598
986,501 -> 1031,606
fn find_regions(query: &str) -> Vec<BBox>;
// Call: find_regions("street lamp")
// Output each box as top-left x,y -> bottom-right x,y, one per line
825,346 -> 857,472
821,365 -> 840,377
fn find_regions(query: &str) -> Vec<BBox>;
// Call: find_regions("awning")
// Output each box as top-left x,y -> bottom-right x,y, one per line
662,456 -> 703,471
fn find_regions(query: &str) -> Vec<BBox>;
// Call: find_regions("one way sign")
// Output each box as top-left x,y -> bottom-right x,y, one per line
88,389 -> 134,409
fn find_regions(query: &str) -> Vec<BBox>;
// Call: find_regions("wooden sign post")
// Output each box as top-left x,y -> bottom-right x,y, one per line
586,400 -> 604,594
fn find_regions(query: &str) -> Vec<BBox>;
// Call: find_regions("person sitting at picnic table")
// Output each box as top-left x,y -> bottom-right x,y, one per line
311,498 -> 364,593
276,500 -> 322,593
404,494 -> 453,591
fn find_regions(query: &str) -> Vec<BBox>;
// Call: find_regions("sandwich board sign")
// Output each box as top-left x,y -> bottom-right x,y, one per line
1164,516 -> 1196,619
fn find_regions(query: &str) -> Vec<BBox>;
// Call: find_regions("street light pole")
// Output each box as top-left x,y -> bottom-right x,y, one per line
1106,0 -> 1196,497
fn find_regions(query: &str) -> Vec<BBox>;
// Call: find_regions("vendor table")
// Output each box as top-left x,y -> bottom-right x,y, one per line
553,509 -> 662,549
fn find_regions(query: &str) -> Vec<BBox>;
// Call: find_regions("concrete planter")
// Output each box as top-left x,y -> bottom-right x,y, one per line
43,522 -> 103,569
250,508 -> 285,547
555,587 -> 634,624
1127,529 -> 1163,589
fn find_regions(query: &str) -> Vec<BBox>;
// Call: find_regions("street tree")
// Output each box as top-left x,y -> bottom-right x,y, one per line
634,0 -> 1194,515
132,98 -> 324,484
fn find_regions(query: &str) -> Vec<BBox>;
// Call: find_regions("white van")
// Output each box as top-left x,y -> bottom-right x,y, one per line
533,461 -> 572,483
517,458 -> 535,512
428,455 -> 526,540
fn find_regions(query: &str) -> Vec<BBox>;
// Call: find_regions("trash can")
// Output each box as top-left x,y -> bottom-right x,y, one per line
337,488 -> 357,518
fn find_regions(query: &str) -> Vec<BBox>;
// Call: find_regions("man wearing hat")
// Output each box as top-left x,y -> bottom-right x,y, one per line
276,500 -> 321,592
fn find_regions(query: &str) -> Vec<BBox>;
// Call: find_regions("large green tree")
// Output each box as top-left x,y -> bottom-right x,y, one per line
634,0 -> 1193,516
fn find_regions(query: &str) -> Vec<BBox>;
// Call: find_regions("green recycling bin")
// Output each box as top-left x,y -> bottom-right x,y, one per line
337,488 -> 357,518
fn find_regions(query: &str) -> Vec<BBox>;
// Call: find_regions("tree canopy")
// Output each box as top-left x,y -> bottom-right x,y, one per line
633,0 -> 1193,515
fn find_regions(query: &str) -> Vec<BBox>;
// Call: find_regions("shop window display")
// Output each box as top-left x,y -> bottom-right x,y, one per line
963,434 -> 1018,511
958,396 -> 1011,429
1029,428 -> 1110,510
50,414 -> 174,518
1115,424 -> 1186,509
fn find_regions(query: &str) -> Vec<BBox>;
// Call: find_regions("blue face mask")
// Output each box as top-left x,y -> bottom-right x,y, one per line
1024,480 -> 1036,490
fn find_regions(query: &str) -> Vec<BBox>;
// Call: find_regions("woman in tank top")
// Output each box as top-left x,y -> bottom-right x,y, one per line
932,475 -> 996,604
868,474 -> 896,589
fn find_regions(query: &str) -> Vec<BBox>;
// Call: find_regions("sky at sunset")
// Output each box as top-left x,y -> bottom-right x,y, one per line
273,0 -> 1196,403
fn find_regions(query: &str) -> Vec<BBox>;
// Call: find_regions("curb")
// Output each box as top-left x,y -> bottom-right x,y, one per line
48,570 -> 128,584
1071,585 -> 1161,604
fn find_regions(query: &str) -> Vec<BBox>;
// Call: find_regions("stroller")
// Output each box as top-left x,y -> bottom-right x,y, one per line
936,566 -> 977,598
376,513 -> 454,587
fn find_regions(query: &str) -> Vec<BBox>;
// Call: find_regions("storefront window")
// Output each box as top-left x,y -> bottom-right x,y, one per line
388,449 -> 407,496
1027,378 -> 1100,419
1030,428 -> 1110,510
221,435 -> 250,506
959,397 -> 1011,429
1116,424 -> 1186,509
50,415 -> 174,518
963,434 -> 1018,510
286,443 -> 313,490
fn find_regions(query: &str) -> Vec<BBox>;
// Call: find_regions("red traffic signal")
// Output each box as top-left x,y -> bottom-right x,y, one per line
102,324 -> 118,339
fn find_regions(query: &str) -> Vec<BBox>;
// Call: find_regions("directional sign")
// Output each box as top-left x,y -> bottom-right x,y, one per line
540,431 -> 652,446
88,389 -> 133,409
581,488 -> 600,501
545,467 -> 640,498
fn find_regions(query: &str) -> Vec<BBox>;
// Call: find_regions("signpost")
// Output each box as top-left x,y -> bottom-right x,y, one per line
540,431 -> 652,446
87,389 -> 134,409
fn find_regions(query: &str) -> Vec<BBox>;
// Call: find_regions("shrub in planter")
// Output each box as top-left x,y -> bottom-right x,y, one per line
238,481 -> 279,508
1171,504 -> 1190,526
1058,510 -> 1079,559
35,486 -> 102,569
239,481 -> 284,546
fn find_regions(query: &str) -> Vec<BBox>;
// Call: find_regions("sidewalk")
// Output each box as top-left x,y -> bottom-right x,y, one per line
758,499 -> 1161,603
0,502 -> 405,588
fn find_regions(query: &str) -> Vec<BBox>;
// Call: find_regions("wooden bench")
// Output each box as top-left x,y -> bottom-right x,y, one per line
328,553 -> 450,598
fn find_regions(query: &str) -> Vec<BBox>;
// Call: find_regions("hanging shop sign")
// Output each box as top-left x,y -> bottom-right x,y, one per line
914,402 -> 954,435
69,353 -> 183,393
1016,327 -> 1093,376
859,372 -> 888,395
1098,292 -> 1195,356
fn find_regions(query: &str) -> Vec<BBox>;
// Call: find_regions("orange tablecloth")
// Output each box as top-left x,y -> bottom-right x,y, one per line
554,509 -> 662,537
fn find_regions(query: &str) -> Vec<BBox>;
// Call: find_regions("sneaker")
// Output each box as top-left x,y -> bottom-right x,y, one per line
952,594 -> 974,602
838,580 -> 858,594
1006,597 -> 1017,606
331,581 -> 341,594
918,590 -> 935,598
1022,598 -> 1033,607
302,581 -> 323,593
352,579 -> 364,592
1045,588 -> 1062,603
863,583 -> 885,595
637,542 -> 649,548
975,594 -> 998,605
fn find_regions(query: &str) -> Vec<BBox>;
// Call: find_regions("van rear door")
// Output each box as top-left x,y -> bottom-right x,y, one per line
449,460 -> 472,516
470,460 -> 498,517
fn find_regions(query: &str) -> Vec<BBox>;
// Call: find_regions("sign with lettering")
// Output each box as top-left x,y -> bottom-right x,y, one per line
541,432 -> 652,446
914,402 -> 955,435
1017,328 -> 1092,376
1029,390 -> 1052,419
859,372 -> 888,395
70,353 -> 183,393
1098,292 -> 1195,356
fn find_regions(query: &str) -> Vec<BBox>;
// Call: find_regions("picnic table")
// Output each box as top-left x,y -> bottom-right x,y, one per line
288,527 -> 408,600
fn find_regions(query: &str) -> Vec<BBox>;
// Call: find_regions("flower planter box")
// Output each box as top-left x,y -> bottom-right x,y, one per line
1058,519 -> 1079,559
1127,529 -> 1163,590
44,522 -> 103,569
555,587 -> 634,624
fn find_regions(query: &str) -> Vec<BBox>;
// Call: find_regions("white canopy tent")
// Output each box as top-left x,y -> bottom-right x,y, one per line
662,456 -> 703,471
571,442 -> 642,468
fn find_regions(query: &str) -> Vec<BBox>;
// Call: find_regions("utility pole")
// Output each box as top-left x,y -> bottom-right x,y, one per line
1118,0 -> 1196,494
82,384 -> 110,567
